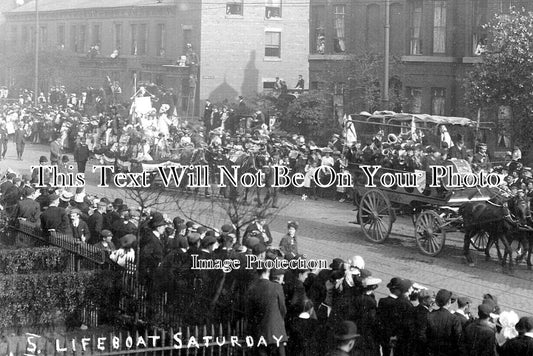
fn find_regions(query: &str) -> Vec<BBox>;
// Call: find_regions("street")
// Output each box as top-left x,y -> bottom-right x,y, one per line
3,142 -> 533,317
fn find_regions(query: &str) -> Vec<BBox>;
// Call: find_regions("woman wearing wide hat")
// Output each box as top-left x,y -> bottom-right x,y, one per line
280,221 -> 299,259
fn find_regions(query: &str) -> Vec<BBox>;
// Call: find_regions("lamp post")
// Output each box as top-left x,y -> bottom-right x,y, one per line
383,0 -> 390,110
34,0 -> 39,105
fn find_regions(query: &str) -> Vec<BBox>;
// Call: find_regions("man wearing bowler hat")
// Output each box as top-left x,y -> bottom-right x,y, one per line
140,213 -> 167,281
326,320 -> 360,356
426,289 -> 462,356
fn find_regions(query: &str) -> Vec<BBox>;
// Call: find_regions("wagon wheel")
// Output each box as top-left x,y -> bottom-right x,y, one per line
358,189 -> 395,243
470,230 -> 489,251
415,210 -> 446,256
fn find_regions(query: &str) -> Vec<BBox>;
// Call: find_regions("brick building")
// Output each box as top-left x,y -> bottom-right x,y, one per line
309,0 -> 532,122
199,0 -> 309,103
3,0 -> 309,114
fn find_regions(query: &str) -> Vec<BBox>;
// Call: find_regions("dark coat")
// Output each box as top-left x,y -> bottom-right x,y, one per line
454,312 -> 470,332
279,234 -> 298,259
497,335 -> 533,356
13,198 -> 41,223
395,296 -> 415,356
70,220 -> 90,242
353,293 -> 380,356
245,278 -> 287,345
140,231 -> 165,276
40,206 -> 70,235
74,143 -> 90,163
377,296 -> 398,341
426,308 -> 463,356
413,304 -> 430,356
87,211 -> 104,244
463,319 -> 496,356
286,317 -> 319,356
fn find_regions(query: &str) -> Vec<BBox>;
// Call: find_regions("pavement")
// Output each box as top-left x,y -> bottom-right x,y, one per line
2,142 -> 533,317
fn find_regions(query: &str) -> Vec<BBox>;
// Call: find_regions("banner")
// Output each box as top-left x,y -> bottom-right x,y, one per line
134,97 -> 152,115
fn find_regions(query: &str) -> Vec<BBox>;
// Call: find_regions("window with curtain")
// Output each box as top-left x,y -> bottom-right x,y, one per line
390,3 -> 403,55
407,87 -> 423,113
266,0 -> 281,18
433,1 -> 447,54
131,24 -> 137,55
156,24 -> 166,56
431,88 -> 446,115
472,0 -> 487,55
57,24 -> 65,48
138,24 -> 147,55
39,25 -> 47,45
183,28 -> 192,51
11,26 -> 17,48
226,1 -> 243,15
333,5 -> 345,53
92,24 -> 101,46
366,4 -> 381,52
70,25 -> 77,52
30,26 -> 35,50
114,23 -> 122,50
409,0 -> 423,55
265,31 -> 281,58
79,25 -> 86,53
312,5 -> 325,54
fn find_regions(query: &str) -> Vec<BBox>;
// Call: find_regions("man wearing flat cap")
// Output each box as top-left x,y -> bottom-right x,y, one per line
326,320 -> 360,356
497,316 -> 533,355
426,289 -> 462,356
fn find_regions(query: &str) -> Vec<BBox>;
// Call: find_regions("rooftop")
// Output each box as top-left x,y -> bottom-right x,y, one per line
8,0 -> 170,13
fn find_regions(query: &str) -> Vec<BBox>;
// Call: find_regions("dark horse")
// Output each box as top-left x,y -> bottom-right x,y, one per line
216,152 -> 259,204
460,199 -> 516,271
509,197 -> 533,270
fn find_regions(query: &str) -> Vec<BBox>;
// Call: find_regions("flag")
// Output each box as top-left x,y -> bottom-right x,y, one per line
339,113 -> 346,127
345,115 -> 357,145
411,117 -> 419,141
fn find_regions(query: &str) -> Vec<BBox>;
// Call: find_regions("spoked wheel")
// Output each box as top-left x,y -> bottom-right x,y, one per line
470,230 -> 489,251
415,210 -> 446,256
358,189 -> 395,243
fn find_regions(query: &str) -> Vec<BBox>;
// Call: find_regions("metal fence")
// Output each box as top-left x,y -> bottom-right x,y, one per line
5,224 -> 247,331
9,220 -> 109,271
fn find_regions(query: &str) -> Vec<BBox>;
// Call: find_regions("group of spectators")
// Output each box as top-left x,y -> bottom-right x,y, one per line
1,164 -> 533,355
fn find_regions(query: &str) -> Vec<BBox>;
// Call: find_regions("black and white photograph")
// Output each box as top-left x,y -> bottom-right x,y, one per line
1,0 -> 533,355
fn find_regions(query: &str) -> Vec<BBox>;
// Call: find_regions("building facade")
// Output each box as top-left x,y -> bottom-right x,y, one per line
3,0 -> 310,114
4,0 -> 200,115
309,0 -> 532,120
199,0 -> 309,103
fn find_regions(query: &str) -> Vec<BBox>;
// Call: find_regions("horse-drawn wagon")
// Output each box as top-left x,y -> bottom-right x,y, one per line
347,111 -> 500,257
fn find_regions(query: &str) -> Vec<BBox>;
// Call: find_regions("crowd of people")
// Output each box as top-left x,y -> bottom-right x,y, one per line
1,173 -> 533,355
2,86 -> 533,355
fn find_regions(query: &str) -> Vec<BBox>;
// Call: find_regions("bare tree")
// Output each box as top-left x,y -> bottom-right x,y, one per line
175,184 -> 293,243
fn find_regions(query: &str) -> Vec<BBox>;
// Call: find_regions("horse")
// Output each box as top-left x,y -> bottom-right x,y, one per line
509,197 -> 533,270
216,151 -> 260,204
460,199 -> 516,271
